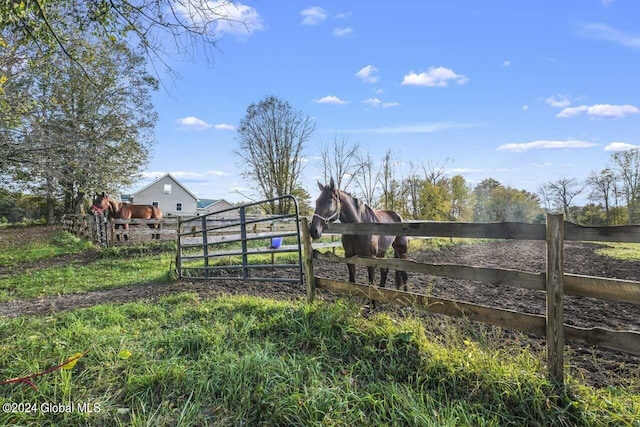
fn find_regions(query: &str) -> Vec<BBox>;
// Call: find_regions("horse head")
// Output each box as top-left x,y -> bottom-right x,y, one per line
309,177 -> 341,240
90,192 -> 111,215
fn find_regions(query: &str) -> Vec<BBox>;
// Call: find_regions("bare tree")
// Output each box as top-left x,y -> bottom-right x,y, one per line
542,177 -> 585,221
611,149 -> 640,224
236,95 -> 315,214
422,158 -> 450,186
379,148 -> 401,210
353,150 -> 380,207
319,135 -> 360,191
402,162 -> 424,220
586,169 -> 616,225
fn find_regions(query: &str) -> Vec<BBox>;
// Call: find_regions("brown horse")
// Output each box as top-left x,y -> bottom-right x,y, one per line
91,193 -> 163,240
309,178 -> 408,290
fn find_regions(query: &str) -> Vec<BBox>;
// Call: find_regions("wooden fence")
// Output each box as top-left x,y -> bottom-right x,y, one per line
62,214 -> 177,246
300,214 -> 640,385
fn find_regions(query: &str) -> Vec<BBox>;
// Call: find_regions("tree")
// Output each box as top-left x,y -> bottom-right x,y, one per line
418,179 -> 450,220
611,149 -> 640,224
401,162 -> 424,220
449,175 -> 473,221
3,38 -> 158,222
319,135 -> 359,191
352,150 -> 380,207
473,178 -> 501,222
586,169 -> 616,225
541,177 -> 585,221
473,179 -> 541,223
379,148 -> 401,210
0,0 -> 261,72
236,95 -> 315,215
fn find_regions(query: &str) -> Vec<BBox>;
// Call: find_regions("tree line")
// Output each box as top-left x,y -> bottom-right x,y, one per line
538,149 -> 640,225
237,95 -> 640,226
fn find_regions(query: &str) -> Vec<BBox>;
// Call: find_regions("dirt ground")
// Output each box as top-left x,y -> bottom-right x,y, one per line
1,228 -> 638,389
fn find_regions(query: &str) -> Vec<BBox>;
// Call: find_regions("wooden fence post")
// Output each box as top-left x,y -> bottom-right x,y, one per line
300,217 -> 316,303
546,213 -> 565,385
201,216 -> 209,278
176,217 -> 182,279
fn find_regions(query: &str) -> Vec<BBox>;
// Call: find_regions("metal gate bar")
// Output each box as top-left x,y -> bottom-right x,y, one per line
177,195 -> 303,283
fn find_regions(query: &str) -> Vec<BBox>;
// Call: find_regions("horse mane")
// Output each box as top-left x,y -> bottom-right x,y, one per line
338,189 -> 377,218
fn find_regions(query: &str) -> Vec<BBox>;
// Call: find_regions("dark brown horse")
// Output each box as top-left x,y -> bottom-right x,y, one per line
309,178 -> 408,290
90,193 -> 163,240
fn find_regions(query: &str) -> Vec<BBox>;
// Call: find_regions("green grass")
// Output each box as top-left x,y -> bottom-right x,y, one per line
0,294 -> 637,426
595,242 -> 640,261
0,230 -> 94,267
0,233 -> 176,302
0,254 -> 174,302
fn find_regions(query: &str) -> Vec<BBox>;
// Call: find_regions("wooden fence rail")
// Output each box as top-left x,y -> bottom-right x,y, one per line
300,215 -> 640,386
62,214 -> 178,246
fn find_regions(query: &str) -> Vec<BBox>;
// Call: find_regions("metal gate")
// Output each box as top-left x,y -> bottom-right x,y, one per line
176,195 -> 303,283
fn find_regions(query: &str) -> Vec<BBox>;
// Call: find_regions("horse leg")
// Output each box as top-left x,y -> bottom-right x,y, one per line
395,270 -> 408,291
150,223 -> 158,240
392,237 -> 408,291
123,223 -> 129,241
347,263 -> 356,283
367,266 -> 376,286
380,267 -> 389,288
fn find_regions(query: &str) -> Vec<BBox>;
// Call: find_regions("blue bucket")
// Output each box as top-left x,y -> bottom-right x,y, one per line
270,237 -> 283,249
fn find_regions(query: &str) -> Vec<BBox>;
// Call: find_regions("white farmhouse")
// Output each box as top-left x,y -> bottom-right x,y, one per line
127,173 -> 234,217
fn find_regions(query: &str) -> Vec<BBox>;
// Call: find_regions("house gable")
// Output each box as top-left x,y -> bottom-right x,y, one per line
132,173 -> 199,216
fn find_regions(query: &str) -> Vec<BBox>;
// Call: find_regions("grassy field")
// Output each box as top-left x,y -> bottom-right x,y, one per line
2,294 -> 639,426
0,229 -> 175,302
0,226 -> 638,426
595,242 -> 640,261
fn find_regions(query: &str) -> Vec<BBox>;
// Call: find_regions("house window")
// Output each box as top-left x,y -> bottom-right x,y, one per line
164,184 -> 172,194
176,203 -> 182,211
152,201 -> 159,208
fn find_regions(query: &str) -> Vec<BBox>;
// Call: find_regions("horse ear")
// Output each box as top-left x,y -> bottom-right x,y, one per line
317,181 -> 324,192
329,177 -> 336,190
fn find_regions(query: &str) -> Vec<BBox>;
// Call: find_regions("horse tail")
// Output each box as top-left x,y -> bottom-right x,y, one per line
153,207 -> 163,220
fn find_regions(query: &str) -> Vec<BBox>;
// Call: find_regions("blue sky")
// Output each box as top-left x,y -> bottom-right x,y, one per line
128,0 -> 640,205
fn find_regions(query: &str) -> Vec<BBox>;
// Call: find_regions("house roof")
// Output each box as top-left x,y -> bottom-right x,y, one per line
197,199 -> 233,209
133,173 -> 199,202
197,199 -> 219,209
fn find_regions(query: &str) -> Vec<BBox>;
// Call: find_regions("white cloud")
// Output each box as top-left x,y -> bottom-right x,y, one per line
604,142 -> 639,151
355,65 -> 379,83
214,123 -> 236,131
362,98 -> 399,108
576,23 -> 640,49
557,104 -> 640,119
528,162 -> 552,168
316,95 -> 349,105
334,12 -> 352,19
141,170 -> 228,180
556,105 -> 589,118
175,1 -> 264,37
171,170 -> 229,180
522,105 -> 529,111
545,94 -> 572,108
602,0 -> 615,6
301,6 -> 327,25
176,116 -> 213,130
341,121 -> 481,134
497,140 -> 598,152
401,67 -> 469,87
502,60 -> 511,67
448,168 -> 486,174
333,27 -> 353,37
